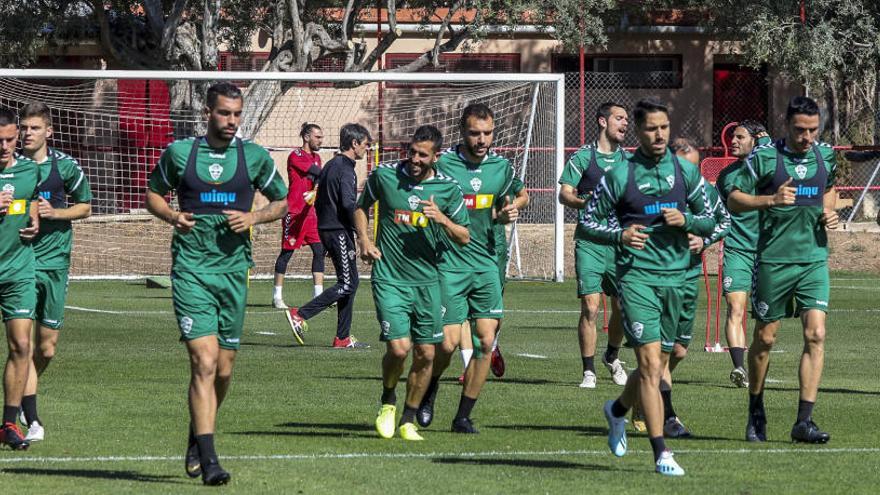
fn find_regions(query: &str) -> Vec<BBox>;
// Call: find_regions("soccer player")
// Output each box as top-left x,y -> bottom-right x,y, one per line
355,125 -> 470,441
557,102 -> 630,389
0,108 -> 40,450
18,102 -> 92,442
286,124 -> 371,349
417,103 -> 522,434
273,123 -> 325,310
145,82 -> 288,484
716,120 -> 771,386
727,96 -> 837,444
583,98 -> 717,476
670,137 -> 700,166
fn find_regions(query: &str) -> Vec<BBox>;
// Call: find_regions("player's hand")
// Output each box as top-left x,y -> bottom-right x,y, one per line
621,224 -> 649,250
420,195 -> 448,226
37,196 -> 57,219
19,224 -> 39,242
303,189 -> 317,206
359,240 -> 382,264
224,210 -> 254,233
662,208 -> 686,227
174,211 -> 196,234
821,208 -> 839,230
687,233 -> 704,254
0,191 -> 11,213
773,177 -> 797,206
497,197 -> 519,224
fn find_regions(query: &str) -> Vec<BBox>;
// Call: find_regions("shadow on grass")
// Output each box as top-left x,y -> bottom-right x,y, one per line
232,421 -> 376,439
675,379 -> 880,396
489,424 -> 609,437
278,421 -> 374,431
231,430 -> 374,439
1,467 -> 185,484
432,457 -> 631,472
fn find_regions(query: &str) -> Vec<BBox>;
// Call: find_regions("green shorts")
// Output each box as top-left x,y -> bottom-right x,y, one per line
372,281 -> 443,344
618,280 -> 684,353
676,275 -> 701,348
723,247 -> 756,295
0,277 -> 36,322
751,261 -> 829,322
440,270 -> 503,325
497,252 -> 508,289
171,270 -> 248,350
35,269 -> 69,330
575,239 -> 618,297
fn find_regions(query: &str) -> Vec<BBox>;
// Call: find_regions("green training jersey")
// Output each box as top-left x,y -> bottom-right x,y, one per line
358,161 -> 470,285
33,148 -> 93,270
558,143 -> 631,238
148,137 -> 288,273
0,157 -> 40,281
436,146 -> 515,272
717,159 -> 758,252
581,148 -> 716,286
493,175 -> 524,261
731,140 -> 835,264
688,183 -> 731,276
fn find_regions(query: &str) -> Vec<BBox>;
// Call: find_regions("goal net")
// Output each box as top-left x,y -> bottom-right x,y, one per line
0,70 -> 565,281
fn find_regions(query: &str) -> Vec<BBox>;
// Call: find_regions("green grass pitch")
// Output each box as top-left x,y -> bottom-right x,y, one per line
1,274 -> 878,493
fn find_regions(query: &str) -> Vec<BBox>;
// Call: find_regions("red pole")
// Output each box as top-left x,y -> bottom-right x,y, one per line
800,0 -> 806,24
579,46 -> 586,145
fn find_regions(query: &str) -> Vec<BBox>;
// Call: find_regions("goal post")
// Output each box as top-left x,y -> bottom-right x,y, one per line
0,69 -> 566,282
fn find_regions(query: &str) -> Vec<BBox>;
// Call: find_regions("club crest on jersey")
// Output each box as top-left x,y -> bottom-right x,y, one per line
407,195 -> 421,210
470,177 -> 482,193
795,164 -> 808,180
208,163 -> 224,182
2,183 -> 14,195
631,322 -> 644,339
665,175 -> 675,188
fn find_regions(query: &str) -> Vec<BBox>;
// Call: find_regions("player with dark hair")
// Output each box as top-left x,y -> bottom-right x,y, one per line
558,101 -> 630,389
584,97 -> 717,476
286,123 -> 372,348
356,125 -> 470,441
416,103 -> 525,433
716,119 -> 771,386
272,122 -> 325,312
146,81 -> 288,484
17,102 -> 92,442
0,108 -> 40,450
727,96 -> 837,444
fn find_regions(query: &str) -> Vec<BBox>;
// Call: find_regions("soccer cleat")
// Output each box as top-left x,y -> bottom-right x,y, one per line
417,397 -> 434,428
0,422 -> 29,450
285,308 -> 308,345
201,460 -> 231,486
24,421 -> 44,442
375,404 -> 397,439
185,429 -> 201,478
451,417 -> 479,434
490,345 -> 506,377
746,410 -> 767,442
663,416 -> 692,438
272,297 -> 288,309
602,356 -> 628,386
655,450 -> 685,476
729,367 -> 749,388
603,400 -> 628,457
790,420 -> 830,444
579,370 -> 597,389
332,336 -> 370,349
398,422 -> 424,441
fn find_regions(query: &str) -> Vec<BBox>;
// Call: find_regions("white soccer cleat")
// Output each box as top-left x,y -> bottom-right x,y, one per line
579,370 -> 597,389
24,421 -> 44,442
603,356 -> 628,386
603,400 -> 628,457
655,450 -> 685,476
273,298 -> 288,309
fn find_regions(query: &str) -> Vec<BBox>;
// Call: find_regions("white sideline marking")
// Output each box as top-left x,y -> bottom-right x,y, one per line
255,332 -> 277,336
764,379 -> 785,383
0,447 -> 876,465
515,353 -> 548,359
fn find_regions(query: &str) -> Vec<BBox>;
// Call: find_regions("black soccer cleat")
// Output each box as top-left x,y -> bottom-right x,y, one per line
791,420 -> 830,444
201,460 -> 231,486
185,430 -> 201,478
0,422 -> 29,450
451,417 -> 479,434
746,411 -> 767,442
663,416 -> 692,439
417,398 -> 434,428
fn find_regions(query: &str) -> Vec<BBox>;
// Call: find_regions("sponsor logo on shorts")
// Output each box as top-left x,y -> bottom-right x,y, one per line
432,332 -> 444,338
631,321 -> 644,339
723,276 -> 733,289
470,177 -> 482,192
816,300 -> 828,306
756,301 -> 769,318
490,309 -> 503,313
380,320 -> 391,336
179,316 -> 194,335
208,163 -> 224,182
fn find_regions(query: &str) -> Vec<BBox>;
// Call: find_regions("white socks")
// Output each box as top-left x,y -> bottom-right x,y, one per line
313,285 -> 323,298
273,286 -> 283,299
460,348 -> 473,370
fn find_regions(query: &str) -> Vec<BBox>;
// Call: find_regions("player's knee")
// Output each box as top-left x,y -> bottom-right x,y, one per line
727,301 -> 745,320
804,325 -> 826,347
755,327 -> 777,348
7,335 -> 29,359
38,342 -> 57,361
388,345 -> 410,361
580,296 -> 601,321
439,338 -> 458,355
413,344 -> 435,363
